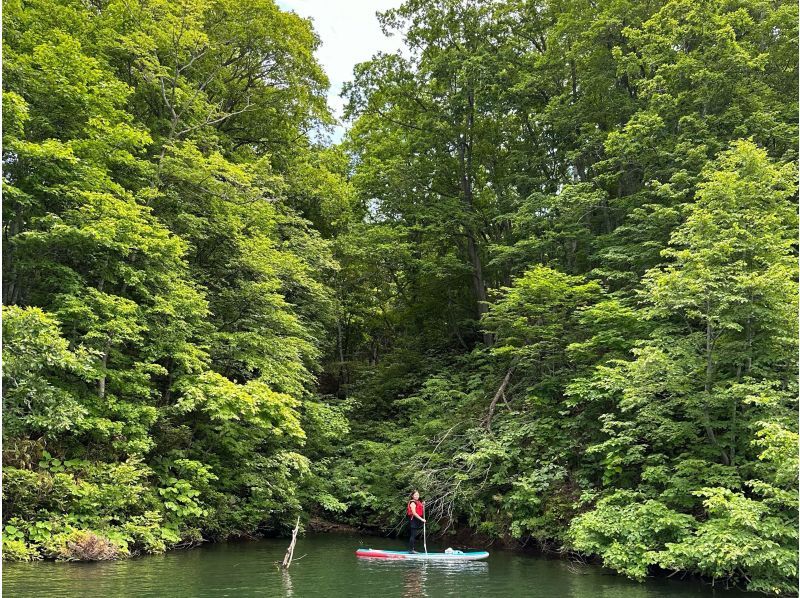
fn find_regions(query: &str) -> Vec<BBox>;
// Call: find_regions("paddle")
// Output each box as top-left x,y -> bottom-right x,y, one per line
423,519 -> 427,554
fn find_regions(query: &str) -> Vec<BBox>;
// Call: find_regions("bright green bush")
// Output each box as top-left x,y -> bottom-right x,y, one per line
568,492 -> 695,579
1,536 -> 39,562
659,488 -> 798,595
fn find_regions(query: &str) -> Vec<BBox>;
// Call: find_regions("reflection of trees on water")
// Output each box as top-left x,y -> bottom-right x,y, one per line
281,569 -> 293,597
403,565 -> 426,598
400,561 -> 488,597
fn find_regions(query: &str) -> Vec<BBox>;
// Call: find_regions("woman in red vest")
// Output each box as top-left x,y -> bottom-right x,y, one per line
407,489 -> 426,553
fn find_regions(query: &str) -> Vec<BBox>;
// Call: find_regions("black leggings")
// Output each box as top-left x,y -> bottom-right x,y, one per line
409,522 -> 423,551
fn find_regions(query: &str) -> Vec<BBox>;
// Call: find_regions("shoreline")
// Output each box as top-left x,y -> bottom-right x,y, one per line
1,520 -> 776,597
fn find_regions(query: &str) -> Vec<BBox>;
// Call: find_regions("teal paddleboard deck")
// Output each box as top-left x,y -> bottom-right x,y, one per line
356,548 -> 489,561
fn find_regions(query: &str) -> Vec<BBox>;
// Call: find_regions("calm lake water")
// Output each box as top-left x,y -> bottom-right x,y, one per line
3,533 -> 758,597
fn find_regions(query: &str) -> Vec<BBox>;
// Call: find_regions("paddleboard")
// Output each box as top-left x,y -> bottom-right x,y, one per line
356,548 -> 489,561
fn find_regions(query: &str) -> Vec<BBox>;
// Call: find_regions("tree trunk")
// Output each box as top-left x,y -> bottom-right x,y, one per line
466,233 -> 489,314
458,87 -> 492,346
98,334 -> 113,399
704,311 -> 730,465
485,367 -> 514,431
4,212 -> 23,304
162,357 -> 174,405
336,317 -> 348,390
281,517 -> 301,569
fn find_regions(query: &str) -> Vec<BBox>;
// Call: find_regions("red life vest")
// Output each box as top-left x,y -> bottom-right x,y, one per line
407,499 -> 424,519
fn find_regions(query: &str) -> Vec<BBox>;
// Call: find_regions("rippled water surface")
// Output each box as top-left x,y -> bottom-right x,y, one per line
3,533 -> 757,597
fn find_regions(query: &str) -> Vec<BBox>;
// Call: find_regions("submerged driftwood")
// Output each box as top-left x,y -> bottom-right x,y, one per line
281,517 -> 301,569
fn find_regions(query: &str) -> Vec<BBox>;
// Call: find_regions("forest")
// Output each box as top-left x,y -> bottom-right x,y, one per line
2,0 -> 798,595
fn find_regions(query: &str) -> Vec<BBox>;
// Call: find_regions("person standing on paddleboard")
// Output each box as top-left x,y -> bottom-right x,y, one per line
407,490 -> 426,553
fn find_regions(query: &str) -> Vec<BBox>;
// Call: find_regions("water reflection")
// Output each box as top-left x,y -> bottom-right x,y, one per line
4,534 -> 757,598
403,566 -> 425,597
281,569 -> 294,597
358,558 -> 489,576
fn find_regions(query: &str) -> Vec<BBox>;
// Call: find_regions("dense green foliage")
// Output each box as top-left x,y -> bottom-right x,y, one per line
3,0 -> 798,595
3,0 -> 350,561
330,0 -> 798,594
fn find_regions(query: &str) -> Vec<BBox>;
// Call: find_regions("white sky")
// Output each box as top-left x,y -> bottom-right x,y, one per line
277,0 -> 404,140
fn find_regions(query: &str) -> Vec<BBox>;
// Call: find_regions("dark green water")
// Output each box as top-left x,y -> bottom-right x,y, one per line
3,533 -> 757,597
